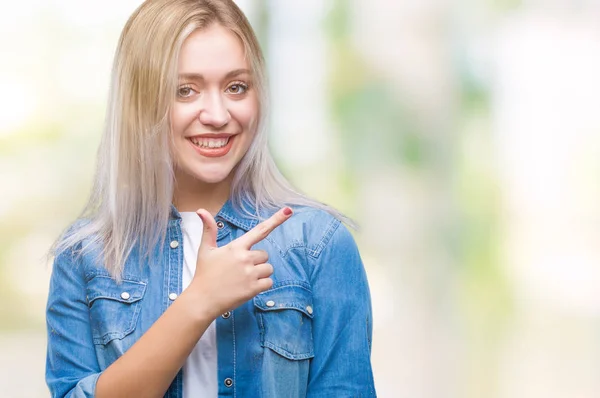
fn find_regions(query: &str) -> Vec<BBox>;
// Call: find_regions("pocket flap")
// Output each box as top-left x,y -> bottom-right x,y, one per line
87,276 -> 146,305
254,282 -> 314,318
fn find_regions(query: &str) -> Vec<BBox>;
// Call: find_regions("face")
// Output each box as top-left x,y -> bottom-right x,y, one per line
170,24 -> 258,187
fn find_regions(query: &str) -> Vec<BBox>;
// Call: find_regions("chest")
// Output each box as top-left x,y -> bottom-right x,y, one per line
86,233 -> 315,397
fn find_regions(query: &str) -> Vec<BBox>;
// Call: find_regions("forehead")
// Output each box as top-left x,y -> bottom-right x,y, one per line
178,24 -> 248,76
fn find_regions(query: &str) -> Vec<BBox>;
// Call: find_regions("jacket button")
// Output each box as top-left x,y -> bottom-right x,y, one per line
266,300 -> 275,307
306,305 -> 313,315
216,220 -> 225,229
170,240 -> 179,249
168,293 -> 178,301
221,311 -> 231,319
224,378 -> 233,388
120,292 -> 130,300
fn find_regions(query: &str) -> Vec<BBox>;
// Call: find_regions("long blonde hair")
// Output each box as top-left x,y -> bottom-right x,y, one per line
53,0 -> 350,278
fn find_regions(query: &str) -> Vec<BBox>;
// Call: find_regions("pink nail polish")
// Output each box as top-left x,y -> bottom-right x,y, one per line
283,207 -> 292,216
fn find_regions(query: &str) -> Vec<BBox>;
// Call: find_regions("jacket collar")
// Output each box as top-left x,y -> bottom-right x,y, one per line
169,198 -> 259,232
216,198 -> 260,231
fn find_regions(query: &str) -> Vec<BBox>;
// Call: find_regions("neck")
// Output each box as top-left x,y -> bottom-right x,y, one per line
172,171 -> 233,215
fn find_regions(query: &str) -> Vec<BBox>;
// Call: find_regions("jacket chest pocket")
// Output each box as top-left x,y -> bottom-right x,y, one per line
254,282 -> 315,360
86,275 -> 146,345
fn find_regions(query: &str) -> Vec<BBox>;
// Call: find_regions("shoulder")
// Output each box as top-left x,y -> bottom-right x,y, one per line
259,205 -> 355,259
52,218 -> 102,275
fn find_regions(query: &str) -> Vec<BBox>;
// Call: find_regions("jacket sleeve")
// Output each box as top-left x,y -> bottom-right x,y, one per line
46,249 -> 101,398
307,220 -> 376,397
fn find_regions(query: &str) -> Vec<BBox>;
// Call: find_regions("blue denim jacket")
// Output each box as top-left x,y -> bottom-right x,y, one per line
46,200 -> 376,397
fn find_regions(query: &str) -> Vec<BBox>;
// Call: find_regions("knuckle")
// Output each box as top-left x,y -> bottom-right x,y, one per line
257,224 -> 270,237
238,251 -> 250,262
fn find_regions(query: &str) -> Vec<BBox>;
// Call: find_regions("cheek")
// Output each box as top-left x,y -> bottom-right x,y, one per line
170,104 -> 196,135
233,98 -> 259,131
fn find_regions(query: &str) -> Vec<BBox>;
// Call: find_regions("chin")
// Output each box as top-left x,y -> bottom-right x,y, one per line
191,169 -> 234,185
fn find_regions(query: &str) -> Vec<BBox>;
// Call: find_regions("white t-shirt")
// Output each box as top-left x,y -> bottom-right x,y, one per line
180,212 -> 217,398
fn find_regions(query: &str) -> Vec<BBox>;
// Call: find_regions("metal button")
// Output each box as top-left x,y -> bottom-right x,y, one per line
306,305 -> 313,315
222,311 -> 231,319
170,240 -> 179,249
120,292 -> 130,300
216,220 -> 225,229
168,293 -> 178,301
266,300 -> 275,307
224,378 -> 233,388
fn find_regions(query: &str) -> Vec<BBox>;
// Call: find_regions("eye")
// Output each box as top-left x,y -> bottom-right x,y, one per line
226,82 -> 249,95
177,85 -> 197,98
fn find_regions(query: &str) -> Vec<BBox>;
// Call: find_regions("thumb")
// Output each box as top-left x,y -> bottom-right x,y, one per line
196,209 -> 218,250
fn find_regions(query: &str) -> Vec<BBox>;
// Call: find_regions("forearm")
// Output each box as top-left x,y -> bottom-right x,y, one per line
95,287 -> 215,398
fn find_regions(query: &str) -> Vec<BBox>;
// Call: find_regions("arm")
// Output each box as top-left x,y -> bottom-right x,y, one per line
95,208 -> 290,397
46,208 -> 291,398
307,221 -> 376,396
45,248 -> 215,398
46,249 -> 101,398
94,282 -> 214,398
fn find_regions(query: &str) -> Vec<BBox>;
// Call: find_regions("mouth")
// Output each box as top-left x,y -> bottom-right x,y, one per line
186,134 -> 235,158
188,136 -> 231,149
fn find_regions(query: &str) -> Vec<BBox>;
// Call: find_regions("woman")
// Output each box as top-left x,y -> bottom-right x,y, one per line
46,0 -> 375,397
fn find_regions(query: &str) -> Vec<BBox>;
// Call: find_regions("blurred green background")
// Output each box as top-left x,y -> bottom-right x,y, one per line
1,0 -> 600,397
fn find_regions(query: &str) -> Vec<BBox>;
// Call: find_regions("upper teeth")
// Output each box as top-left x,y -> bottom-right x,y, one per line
191,137 -> 230,148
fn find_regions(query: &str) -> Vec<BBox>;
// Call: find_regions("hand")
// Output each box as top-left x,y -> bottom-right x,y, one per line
190,207 -> 293,319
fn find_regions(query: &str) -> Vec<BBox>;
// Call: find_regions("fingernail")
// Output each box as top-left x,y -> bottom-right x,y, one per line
283,207 -> 293,216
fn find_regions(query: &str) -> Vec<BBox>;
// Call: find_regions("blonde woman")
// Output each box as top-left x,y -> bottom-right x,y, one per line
45,1 -> 375,397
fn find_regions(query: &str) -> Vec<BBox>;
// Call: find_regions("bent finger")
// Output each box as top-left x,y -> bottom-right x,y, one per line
248,249 -> 269,265
254,277 -> 274,294
253,262 -> 274,279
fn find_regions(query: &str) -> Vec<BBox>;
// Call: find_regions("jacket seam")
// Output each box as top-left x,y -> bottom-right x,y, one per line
307,218 -> 341,259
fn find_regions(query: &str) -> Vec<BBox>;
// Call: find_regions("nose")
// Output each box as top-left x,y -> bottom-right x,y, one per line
197,91 -> 231,128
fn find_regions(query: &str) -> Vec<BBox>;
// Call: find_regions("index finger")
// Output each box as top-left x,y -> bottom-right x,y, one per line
234,207 -> 293,249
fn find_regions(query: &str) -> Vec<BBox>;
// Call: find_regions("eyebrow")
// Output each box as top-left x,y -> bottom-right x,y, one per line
178,68 -> 251,81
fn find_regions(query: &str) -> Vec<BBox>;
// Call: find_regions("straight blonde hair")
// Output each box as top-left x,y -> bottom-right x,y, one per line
52,0 -> 351,279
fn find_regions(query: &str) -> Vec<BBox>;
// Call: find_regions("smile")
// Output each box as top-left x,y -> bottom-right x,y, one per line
189,136 -> 230,148
187,135 -> 236,158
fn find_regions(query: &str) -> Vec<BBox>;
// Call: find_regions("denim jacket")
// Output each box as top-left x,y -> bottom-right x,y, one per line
46,200 -> 376,397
